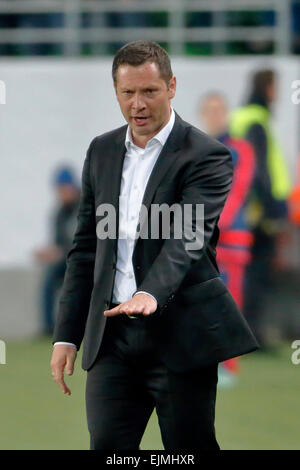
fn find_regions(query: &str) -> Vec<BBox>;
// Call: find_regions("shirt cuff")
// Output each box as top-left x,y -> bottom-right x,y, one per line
53,342 -> 77,349
133,291 -> 158,307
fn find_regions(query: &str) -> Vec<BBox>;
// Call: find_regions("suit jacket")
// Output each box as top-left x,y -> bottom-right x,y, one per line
53,111 -> 258,372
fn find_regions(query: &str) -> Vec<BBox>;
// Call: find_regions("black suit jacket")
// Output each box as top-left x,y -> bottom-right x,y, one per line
53,111 -> 258,372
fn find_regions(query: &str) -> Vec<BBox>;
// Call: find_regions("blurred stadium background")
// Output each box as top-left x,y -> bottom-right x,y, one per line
0,0 -> 299,450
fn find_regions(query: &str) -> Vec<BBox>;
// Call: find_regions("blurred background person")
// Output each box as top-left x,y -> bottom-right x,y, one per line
199,92 -> 256,387
33,167 -> 80,336
230,69 -> 292,349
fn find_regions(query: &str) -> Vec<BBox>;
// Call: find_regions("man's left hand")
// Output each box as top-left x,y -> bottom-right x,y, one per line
103,293 -> 157,317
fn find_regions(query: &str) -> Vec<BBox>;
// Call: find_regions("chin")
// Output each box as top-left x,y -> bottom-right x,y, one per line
134,127 -> 153,136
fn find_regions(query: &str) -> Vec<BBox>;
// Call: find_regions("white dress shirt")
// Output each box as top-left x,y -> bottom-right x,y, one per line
54,107 -> 175,348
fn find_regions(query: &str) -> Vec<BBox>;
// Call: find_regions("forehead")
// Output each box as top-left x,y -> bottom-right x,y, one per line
116,62 -> 164,88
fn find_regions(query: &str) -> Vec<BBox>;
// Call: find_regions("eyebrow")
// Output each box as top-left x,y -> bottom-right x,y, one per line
120,86 -> 159,91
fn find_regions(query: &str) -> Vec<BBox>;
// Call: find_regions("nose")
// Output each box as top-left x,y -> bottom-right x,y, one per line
131,92 -> 146,112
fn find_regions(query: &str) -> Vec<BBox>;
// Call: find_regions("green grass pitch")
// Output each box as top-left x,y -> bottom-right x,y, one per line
0,338 -> 298,450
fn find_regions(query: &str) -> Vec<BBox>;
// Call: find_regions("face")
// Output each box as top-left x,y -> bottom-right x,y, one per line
200,96 -> 228,137
57,185 -> 78,204
114,62 -> 176,146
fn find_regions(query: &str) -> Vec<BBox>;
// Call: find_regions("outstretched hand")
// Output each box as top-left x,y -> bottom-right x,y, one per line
103,293 -> 157,317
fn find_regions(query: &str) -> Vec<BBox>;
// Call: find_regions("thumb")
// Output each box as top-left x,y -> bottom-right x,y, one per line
65,355 -> 75,376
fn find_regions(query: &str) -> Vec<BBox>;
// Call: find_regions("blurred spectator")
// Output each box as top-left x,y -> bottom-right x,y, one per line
34,167 -> 80,335
199,92 -> 255,386
230,69 -> 291,348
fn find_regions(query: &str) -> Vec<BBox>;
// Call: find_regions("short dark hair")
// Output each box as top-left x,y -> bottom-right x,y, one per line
112,40 -> 173,85
251,69 -> 275,98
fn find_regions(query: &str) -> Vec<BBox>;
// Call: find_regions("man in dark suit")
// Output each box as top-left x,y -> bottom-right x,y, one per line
51,40 -> 258,450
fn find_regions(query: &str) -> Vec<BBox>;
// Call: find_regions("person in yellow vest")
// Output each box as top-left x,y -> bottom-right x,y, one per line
230,69 -> 291,348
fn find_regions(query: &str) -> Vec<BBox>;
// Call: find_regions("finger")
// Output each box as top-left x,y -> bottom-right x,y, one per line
50,359 -> 65,379
59,381 -> 71,395
123,304 -> 139,315
104,305 -> 122,316
127,305 -> 143,315
122,303 -> 143,316
122,304 -> 142,316
53,370 -> 71,395
104,310 -> 122,317
51,360 -> 69,391
65,355 -> 75,376
142,309 -> 151,316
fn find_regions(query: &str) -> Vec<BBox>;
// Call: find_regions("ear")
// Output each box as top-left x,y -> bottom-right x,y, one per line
168,76 -> 177,99
114,82 -> 120,103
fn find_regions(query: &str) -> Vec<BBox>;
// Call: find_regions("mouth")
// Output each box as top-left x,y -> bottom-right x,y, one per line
132,116 -> 150,126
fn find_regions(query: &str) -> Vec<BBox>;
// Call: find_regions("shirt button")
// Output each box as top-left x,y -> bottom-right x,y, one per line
128,273 -> 133,279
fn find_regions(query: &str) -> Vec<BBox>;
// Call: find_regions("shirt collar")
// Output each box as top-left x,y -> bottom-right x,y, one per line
125,107 -> 175,151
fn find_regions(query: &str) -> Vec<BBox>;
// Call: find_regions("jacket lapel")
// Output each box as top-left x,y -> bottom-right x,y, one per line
108,126 -> 127,237
96,125 -> 127,255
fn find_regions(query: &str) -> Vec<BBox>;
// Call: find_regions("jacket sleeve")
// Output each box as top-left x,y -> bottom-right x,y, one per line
134,142 -> 233,308
52,140 -> 97,349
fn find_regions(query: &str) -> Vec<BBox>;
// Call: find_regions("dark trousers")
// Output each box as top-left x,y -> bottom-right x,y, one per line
85,307 -> 219,451
244,229 -> 276,346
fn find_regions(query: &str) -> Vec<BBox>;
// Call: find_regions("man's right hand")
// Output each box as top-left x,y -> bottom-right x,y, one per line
50,345 -> 77,396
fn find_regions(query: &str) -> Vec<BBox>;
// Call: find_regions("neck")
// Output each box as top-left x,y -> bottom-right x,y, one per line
131,133 -> 154,149
247,92 -> 270,109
